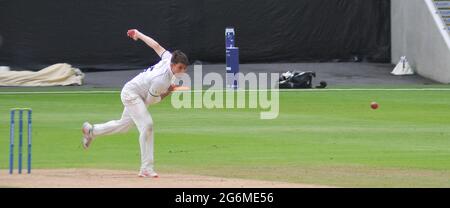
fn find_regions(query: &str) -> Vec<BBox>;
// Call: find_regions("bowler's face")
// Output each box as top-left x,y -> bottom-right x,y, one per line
171,63 -> 188,74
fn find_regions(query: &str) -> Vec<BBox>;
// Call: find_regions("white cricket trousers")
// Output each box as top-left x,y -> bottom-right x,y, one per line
91,87 -> 157,172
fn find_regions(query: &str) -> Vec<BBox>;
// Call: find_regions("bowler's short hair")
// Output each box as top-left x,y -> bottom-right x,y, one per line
171,50 -> 189,66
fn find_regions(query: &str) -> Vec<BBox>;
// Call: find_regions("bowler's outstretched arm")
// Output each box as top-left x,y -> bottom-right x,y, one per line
128,29 -> 166,57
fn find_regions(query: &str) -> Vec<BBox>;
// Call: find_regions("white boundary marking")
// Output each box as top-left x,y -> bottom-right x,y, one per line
1,88 -> 450,95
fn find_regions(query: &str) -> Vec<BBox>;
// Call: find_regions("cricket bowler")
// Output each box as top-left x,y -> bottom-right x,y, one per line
81,29 -> 189,178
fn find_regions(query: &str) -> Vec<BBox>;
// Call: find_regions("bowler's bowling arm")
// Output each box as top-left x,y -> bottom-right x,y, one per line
136,32 -> 166,57
160,91 -> 171,100
159,84 -> 178,100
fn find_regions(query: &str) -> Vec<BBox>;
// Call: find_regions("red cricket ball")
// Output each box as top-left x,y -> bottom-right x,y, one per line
371,102 -> 379,110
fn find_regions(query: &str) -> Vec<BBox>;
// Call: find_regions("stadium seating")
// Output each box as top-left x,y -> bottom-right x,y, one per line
434,0 -> 450,32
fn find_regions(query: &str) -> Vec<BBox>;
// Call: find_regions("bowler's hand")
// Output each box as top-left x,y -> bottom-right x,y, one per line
127,29 -> 140,41
168,84 -> 178,92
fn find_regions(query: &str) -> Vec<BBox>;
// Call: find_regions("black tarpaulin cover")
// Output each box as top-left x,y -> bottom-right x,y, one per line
0,0 -> 390,71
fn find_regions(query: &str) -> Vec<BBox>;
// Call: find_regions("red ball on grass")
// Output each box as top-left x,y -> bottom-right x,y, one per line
371,102 -> 379,110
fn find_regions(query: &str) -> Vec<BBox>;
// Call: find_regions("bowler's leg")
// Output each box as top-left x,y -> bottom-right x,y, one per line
81,108 -> 134,149
92,108 -> 134,137
125,98 -> 157,177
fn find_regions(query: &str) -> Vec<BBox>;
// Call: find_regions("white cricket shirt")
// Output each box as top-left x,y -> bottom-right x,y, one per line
124,51 -> 174,98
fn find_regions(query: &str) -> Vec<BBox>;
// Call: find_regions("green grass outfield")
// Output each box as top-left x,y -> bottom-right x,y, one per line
1,87 -> 450,187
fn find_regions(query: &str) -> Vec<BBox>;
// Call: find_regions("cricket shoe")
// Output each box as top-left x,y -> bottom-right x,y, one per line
138,169 -> 159,178
81,122 -> 94,150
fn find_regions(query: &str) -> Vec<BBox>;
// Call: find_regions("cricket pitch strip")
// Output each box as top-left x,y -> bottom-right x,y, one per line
0,169 -> 332,188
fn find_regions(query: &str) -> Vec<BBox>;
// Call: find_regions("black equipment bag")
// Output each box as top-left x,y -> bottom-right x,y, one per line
278,71 -> 327,89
